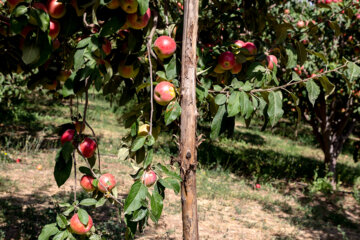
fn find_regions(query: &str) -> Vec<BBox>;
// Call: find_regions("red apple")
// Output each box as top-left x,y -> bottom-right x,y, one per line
296,20 -> 305,28
16,158 -> 21,163
120,0 -> 138,13
70,213 -> 93,235
7,0 -> 24,11
255,184 -> 261,189
106,0 -> 121,9
234,40 -> 245,48
20,25 -> 34,38
79,137 -> 97,158
153,36 -> 176,59
154,81 -> 176,106
80,175 -> 95,192
354,46 -> 360,55
127,8 -> 151,30
37,164 -> 43,170
218,51 -> 235,70
47,0 -> 66,19
102,38 -> 111,56
266,55 -> 278,70
98,173 -> 116,193
49,19 -> 60,40
142,170 -> 157,187
61,129 -> 75,145
33,2 -> 48,13
52,38 -> 61,50
214,64 -> 226,74
118,60 -> 139,79
284,9 -> 290,14
243,42 -> 257,55
230,62 -> 242,74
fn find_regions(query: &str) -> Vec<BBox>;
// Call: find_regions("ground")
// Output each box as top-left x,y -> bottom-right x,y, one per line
0,94 -> 360,240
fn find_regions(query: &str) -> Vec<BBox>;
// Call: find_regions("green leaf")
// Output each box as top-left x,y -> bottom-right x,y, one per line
285,46 -> 297,69
210,105 -> 226,139
61,142 -> 74,163
346,62 -> 360,82
150,191 -> 163,223
31,8 -> 50,32
227,91 -> 241,117
52,230 -> 69,240
131,136 -> 147,152
118,147 -> 130,161
307,50 -> 328,64
100,17 -> 125,36
13,5 -> 28,17
143,148 -> 153,169
80,198 -> 98,206
95,197 -> 107,208
164,101 -> 181,126
131,208 -> 148,222
267,91 -> 284,127
76,37 -> 91,49
239,91 -> 251,118
329,21 -> 341,36
62,76 -> 75,97
56,214 -> 68,229
215,94 -> 227,105
306,79 -> 320,106
124,181 -> 148,214
137,0 -> 149,16
62,206 -> 74,216
158,178 -> 180,194
22,41 -> 40,65
164,55 -> 177,80
79,167 -> 92,176
319,76 -> 335,99
77,208 -> 89,226
156,163 -> 181,181
54,148 -> 73,188
74,48 -> 85,71
38,223 -> 59,240
295,41 -> 307,66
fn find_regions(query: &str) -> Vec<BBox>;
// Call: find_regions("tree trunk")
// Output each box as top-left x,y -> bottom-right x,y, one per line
179,0 -> 199,240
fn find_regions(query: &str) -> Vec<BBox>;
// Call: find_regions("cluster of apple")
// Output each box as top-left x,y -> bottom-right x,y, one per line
213,40 -> 278,74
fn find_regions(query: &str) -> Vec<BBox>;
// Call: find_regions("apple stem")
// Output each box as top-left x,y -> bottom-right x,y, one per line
147,11 -> 159,136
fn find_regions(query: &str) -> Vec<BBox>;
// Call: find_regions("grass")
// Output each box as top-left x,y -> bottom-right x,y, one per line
0,92 -> 360,239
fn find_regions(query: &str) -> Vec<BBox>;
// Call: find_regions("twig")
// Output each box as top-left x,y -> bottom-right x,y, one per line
83,12 -> 95,29
147,10 -> 158,135
73,151 -> 77,203
163,1 -> 170,36
70,98 -> 73,118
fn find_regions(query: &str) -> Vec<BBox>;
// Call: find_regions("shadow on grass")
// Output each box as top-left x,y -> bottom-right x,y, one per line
0,191 -> 127,240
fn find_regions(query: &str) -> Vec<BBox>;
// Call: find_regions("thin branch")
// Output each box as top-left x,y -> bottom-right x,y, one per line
73,151 -> 77,203
147,10 -> 158,135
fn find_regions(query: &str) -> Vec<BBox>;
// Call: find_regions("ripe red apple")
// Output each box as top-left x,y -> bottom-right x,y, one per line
243,42 -> 257,55
61,129 -> 75,145
37,164 -> 43,170
52,38 -> 61,50
218,51 -> 235,70
138,124 -> 150,136
230,62 -> 242,74
118,61 -> 140,79
79,137 -> 96,158
214,64 -> 226,74
47,0 -> 66,19
127,8 -> 151,30
142,170 -> 157,187
284,9 -> 290,14
153,36 -> 176,59
296,20 -> 305,28
7,0 -> 24,11
119,0 -> 138,13
266,55 -> 278,70
154,81 -> 176,106
80,175 -> 95,192
106,0 -> 121,9
49,19 -> 60,40
74,121 -> 85,133
16,158 -> 21,163
98,173 -> 116,193
33,2 -> 48,13
234,40 -> 245,48
102,38 -> 111,56
255,184 -> 261,189
70,213 -> 93,235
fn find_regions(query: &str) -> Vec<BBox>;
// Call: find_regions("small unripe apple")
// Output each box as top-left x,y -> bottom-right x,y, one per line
106,0 -> 121,9
296,20 -> 305,28
153,36 -> 177,59
98,173 -> 116,193
218,51 -> 235,70
80,175 -> 95,192
142,170 -> 157,187
49,19 -> 60,40
230,62 -> 242,74
213,64 -> 226,74
79,137 -> 97,158
243,42 -> 257,55
74,121 -> 85,133
266,55 -> 278,70
127,8 -> 151,30
102,38 -> 111,56
154,81 -> 176,106
118,61 -> 140,79
138,124 -> 150,136
119,0 -> 138,13
37,164 -> 43,170
284,9 -> 290,14
70,213 -> 93,235
47,0 -> 66,19
61,129 -> 75,145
